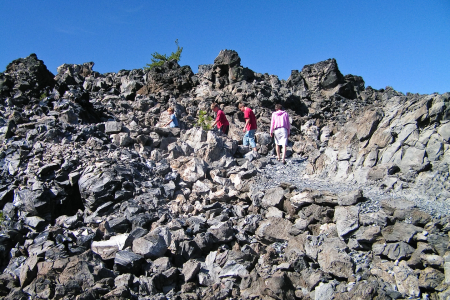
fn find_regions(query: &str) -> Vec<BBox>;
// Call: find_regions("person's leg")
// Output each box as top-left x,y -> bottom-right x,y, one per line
275,144 -> 280,160
248,130 -> 257,152
243,131 -> 249,148
222,125 -> 229,135
273,130 -> 280,160
280,128 -> 287,163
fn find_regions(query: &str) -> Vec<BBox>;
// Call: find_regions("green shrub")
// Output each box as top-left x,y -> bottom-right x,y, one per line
40,92 -> 47,100
196,110 -> 213,130
144,39 -> 183,71
0,212 -> 4,226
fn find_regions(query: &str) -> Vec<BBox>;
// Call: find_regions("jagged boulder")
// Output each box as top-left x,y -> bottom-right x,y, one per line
171,156 -> 207,183
1,54 -> 55,103
212,50 -> 254,86
78,167 -> 121,212
317,238 -> 354,279
301,58 -> 344,92
132,227 -> 171,259
55,62 -> 95,89
12,189 -> 55,221
137,60 -> 195,95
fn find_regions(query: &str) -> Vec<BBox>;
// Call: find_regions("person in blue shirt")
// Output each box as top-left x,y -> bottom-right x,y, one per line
164,107 -> 179,128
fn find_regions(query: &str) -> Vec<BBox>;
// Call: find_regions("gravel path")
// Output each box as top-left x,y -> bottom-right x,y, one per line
255,157 -> 450,218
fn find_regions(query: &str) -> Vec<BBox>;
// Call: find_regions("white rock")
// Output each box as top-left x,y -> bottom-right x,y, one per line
91,234 -> 129,260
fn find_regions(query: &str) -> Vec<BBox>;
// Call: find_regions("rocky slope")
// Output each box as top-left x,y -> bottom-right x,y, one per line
0,51 -> 449,299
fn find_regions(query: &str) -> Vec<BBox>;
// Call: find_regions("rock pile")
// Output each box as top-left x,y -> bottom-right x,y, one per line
0,51 -> 449,299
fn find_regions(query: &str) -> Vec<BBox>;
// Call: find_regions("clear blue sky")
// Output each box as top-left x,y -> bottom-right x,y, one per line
1,1 -> 449,94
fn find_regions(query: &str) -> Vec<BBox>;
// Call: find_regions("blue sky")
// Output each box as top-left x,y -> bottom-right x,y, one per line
1,1 -> 449,94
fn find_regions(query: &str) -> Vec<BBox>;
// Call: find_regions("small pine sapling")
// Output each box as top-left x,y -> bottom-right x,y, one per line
196,110 -> 213,130
144,39 -> 183,71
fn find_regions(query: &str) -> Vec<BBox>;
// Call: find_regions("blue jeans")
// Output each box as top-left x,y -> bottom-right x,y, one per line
243,129 -> 256,148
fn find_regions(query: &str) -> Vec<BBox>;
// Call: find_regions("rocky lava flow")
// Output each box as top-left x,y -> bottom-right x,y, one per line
0,51 -> 449,299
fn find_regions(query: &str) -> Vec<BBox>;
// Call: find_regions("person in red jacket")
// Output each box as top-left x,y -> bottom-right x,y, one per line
211,103 -> 229,135
238,102 -> 257,153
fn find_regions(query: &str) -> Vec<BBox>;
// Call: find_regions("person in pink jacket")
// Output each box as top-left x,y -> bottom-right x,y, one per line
270,104 -> 290,164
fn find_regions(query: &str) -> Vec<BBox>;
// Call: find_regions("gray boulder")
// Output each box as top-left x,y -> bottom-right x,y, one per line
301,58 -> 344,93
13,189 -> 54,220
138,60 -> 195,94
19,255 -> 39,287
207,221 -> 235,243
356,108 -> 384,142
132,227 -> 171,259
353,225 -> 381,243
261,187 -> 285,209
437,122 -> 450,142
381,222 -> 421,243
105,121 -> 122,134
91,234 -> 128,260
172,157 -> 207,183
182,259 -> 201,282
373,242 -> 415,261
114,250 -> 144,274
418,267 -> 445,290
78,167 -> 121,212
337,189 -> 364,206
393,261 -> 420,298
317,238 -> 353,278
334,206 -> 359,238
256,217 -> 292,243
314,282 -> 335,300
219,260 -> 249,278
381,199 -> 416,215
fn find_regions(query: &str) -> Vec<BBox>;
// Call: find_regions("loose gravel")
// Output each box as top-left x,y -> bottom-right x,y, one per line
254,157 -> 450,218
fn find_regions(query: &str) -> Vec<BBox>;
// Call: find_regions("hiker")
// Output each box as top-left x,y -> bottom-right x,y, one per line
211,103 -> 229,135
238,102 -> 257,153
164,107 -> 179,128
270,104 -> 290,164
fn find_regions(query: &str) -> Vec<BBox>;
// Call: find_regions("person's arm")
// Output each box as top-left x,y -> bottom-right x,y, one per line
212,116 -> 219,128
243,108 -> 250,132
211,111 -> 221,128
164,115 -> 173,127
285,114 -> 290,136
270,114 -> 275,137
243,118 -> 250,132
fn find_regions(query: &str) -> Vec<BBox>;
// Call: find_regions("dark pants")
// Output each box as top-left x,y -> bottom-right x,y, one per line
220,125 -> 229,135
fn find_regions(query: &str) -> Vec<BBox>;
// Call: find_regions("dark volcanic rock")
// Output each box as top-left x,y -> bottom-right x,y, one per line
78,168 -> 121,212
114,250 -> 144,274
301,58 -> 344,91
138,60 -> 195,95
3,54 -> 55,100
13,189 -> 55,221
132,227 -> 171,259
0,51 -> 449,300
